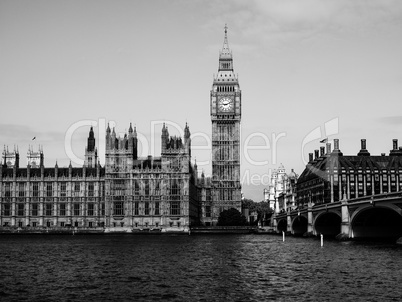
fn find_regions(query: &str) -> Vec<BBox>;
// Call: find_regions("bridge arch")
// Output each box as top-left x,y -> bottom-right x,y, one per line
314,211 -> 341,237
277,218 -> 287,233
292,215 -> 308,236
351,205 -> 402,240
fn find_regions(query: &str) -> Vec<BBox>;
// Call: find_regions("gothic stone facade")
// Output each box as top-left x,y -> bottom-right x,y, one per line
0,124 -> 198,232
104,122 -> 198,231
0,145 -> 105,229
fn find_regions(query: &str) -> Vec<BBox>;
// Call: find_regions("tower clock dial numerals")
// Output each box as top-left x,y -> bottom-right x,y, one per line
218,97 -> 233,112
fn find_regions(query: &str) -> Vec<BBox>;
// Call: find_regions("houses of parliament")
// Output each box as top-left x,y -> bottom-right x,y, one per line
0,27 -> 242,232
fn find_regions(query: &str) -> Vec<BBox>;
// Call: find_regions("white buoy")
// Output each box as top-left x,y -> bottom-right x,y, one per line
320,234 -> 323,247
282,231 -> 285,242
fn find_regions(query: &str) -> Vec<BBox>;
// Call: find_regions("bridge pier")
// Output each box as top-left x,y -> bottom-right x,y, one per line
272,214 -> 278,231
287,212 -> 292,233
337,196 -> 352,240
307,202 -> 315,236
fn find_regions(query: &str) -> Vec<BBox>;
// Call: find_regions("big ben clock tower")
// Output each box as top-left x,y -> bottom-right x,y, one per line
210,25 -> 242,223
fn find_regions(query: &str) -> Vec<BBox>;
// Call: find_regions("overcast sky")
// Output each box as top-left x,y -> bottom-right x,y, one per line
1,0 -> 402,201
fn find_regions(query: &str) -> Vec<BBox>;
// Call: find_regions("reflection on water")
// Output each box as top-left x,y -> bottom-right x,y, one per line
0,234 -> 401,301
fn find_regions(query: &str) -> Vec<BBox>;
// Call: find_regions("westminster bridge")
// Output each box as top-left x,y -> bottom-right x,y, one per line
272,191 -> 402,240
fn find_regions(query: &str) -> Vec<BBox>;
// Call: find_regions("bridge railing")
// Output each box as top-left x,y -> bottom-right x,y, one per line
273,191 -> 402,219
345,191 -> 402,204
295,191 -> 402,208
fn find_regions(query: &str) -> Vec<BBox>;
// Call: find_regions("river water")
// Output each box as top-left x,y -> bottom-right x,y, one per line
0,234 -> 401,301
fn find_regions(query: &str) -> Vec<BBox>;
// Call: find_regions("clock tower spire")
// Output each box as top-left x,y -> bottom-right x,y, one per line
221,24 -> 231,60
207,25 -> 242,225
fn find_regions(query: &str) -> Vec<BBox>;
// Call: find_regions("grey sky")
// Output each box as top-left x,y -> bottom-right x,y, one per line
1,0 -> 402,201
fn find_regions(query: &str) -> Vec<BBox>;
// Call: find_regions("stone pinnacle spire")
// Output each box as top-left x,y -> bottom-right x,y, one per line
220,24 -> 231,60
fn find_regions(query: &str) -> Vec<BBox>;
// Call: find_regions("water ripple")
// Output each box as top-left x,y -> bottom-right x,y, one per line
1,234 -> 402,301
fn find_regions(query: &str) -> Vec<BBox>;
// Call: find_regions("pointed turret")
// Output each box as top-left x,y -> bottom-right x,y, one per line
217,24 -> 234,74
87,126 -> 95,152
161,123 -> 169,154
39,149 -> 44,167
106,123 -> 111,150
40,154 -> 44,178
3,145 -> 20,168
184,122 -> 191,155
220,24 -> 232,61
213,24 -> 238,89
128,123 -> 134,153
123,133 -> 128,150
27,146 -> 42,168
55,161 -> 58,179
184,122 -> 190,139
85,126 -> 98,168
133,126 -> 138,159
15,146 -> 20,168
112,127 -> 117,149
2,145 -> 6,167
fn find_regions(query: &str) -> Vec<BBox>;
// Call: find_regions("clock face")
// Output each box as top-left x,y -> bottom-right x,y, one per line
218,97 -> 233,112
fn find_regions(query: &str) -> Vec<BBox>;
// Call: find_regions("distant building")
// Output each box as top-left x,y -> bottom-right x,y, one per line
296,139 -> 402,206
264,164 -> 298,213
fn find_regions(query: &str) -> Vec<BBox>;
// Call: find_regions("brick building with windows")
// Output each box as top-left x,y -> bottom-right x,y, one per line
296,138 -> 402,207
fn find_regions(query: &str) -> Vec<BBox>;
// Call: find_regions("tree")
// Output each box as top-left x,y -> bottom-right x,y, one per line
241,199 -> 273,226
254,201 -> 273,226
217,208 -> 247,226
241,198 -> 255,211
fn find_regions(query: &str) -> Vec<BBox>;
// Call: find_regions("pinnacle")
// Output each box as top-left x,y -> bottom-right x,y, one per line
220,24 -> 231,59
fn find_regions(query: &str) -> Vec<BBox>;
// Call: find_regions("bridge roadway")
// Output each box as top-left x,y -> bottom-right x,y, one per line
273,191 -> 402,240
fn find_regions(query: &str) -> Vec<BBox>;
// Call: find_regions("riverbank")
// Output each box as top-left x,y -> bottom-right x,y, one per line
0,226 -> 259,235
190,226 -> 257,234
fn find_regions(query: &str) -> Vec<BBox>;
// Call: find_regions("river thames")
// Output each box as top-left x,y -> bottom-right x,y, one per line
1,234 -> 401,301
